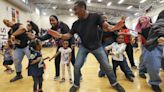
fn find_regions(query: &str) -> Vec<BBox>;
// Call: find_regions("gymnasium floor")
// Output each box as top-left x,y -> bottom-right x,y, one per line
0,47 -> 164,92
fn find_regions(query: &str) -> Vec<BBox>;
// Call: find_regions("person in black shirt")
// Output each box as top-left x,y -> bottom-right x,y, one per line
34,15 -> 75,80
98,15 -> 117,77
26,21 -> 39,36
3,19 -> 31,82
47,1 -> 125,92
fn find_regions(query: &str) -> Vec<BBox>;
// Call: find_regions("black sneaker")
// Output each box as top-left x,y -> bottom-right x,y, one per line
151,85 -> 161,92
113,83 -> 125,92
139,74 -> 146,79
69,86 -> 78,92
10,75 -> 23,82
126,76 -> 134,82
130,73 -> 135,78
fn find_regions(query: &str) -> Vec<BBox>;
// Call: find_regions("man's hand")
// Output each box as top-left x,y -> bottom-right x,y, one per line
47,29 -> 61,38
158,37 -> 164,45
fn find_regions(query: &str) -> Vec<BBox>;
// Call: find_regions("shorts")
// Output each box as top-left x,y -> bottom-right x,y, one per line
3,60 -> 14,65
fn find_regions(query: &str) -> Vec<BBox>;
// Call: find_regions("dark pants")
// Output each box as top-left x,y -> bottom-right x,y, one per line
32,75 -> 43,92
161,57 -> 164,70
55,46 -> 75,77
125,43 -> 135,67
112,59 -> 132,78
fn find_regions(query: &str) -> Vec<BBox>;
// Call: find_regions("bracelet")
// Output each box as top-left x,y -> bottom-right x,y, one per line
59,34 -> 63,38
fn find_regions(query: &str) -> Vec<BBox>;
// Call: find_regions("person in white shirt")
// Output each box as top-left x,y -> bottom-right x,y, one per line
49,41 -> 72,84
105,35 -> 134,82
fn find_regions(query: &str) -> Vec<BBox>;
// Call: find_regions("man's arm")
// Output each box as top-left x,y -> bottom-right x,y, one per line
12,25 -> 26,37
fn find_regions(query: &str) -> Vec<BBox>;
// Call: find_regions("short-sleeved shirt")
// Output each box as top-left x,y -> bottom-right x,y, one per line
8,23 -> 29,48
106,42 -> 126,61
28,51 -> 44,76
59,47 -> 72,64
140,27 -> 151,45
120,29 -> 130,44
69,13 -> 104,50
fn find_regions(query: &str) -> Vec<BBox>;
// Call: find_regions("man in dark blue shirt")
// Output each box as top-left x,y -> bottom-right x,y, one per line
47,1 -> 125,92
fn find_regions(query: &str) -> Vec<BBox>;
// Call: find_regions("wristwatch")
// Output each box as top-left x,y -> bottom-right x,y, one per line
58,34 -> 63,38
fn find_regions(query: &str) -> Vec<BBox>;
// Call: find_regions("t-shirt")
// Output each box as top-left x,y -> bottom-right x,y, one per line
28,51 -> 44,76
70,13 -> 104,50
59,47 -> 72,64
140,27 -> 151,45
105,42 -> 126,61
8,23 -> 29,48
120,29 -> 130,44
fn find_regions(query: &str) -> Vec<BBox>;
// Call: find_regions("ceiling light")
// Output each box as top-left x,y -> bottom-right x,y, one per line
52,6 -> 57,10
43,12 -> 46,16
126,5 -> 133,9
69,8 -> 73,12
107,2 -> 112,6
87,0 -> 91,4
134,13 -> 139,16
118,0 -> 124,4
140,0 -> 147,3
98,0 -> 103,2
160,0 -> 164,3
67,0 -> 71,2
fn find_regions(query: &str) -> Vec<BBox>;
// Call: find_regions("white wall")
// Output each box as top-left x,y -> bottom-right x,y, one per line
39,15 -> 77,29
0,0 -> 40,46
127,4 -> 164,30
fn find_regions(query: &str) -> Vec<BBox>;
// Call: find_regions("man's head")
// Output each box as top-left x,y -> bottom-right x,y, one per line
3,19 -> 14,27
74,1 -> 87,19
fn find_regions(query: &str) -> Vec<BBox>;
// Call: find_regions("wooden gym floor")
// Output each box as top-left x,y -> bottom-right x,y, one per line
0,47 -> 164,92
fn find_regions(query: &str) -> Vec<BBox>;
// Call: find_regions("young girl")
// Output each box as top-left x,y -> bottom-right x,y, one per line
28,39 -> 44,92
1,40 -> 14,74
105,35 -> 134,82
49,41 -> 72,84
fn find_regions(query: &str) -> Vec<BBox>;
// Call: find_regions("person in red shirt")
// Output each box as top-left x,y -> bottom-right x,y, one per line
118,19 -> 137,69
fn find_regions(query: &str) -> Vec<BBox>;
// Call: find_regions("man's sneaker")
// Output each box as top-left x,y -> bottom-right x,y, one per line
10,75 -> 23,82
132,66 -> 137,69
139,74 -> 146,79
69,86 -> 78,92
59,78 -> 65,83
98,71 -> 105,77
54,76 -> 60,81
130,73 -> 135,78
126,76 -> 134,82
151,85 -> 161,92
113,83 -> 125,92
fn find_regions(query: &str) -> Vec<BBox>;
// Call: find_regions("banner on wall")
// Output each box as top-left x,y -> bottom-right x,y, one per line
11,8 -> 20,23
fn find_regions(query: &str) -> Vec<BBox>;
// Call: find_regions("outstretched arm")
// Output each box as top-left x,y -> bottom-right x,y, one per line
49,52 -> 61,61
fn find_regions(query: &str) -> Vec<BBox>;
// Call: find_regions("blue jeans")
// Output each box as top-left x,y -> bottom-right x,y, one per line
13,46 -> 31,72
73,45 -> 117,87
99,39 -> 114,76
142,46 -> 163,85
112,58 -> 133,78
139,47 -> 147,75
